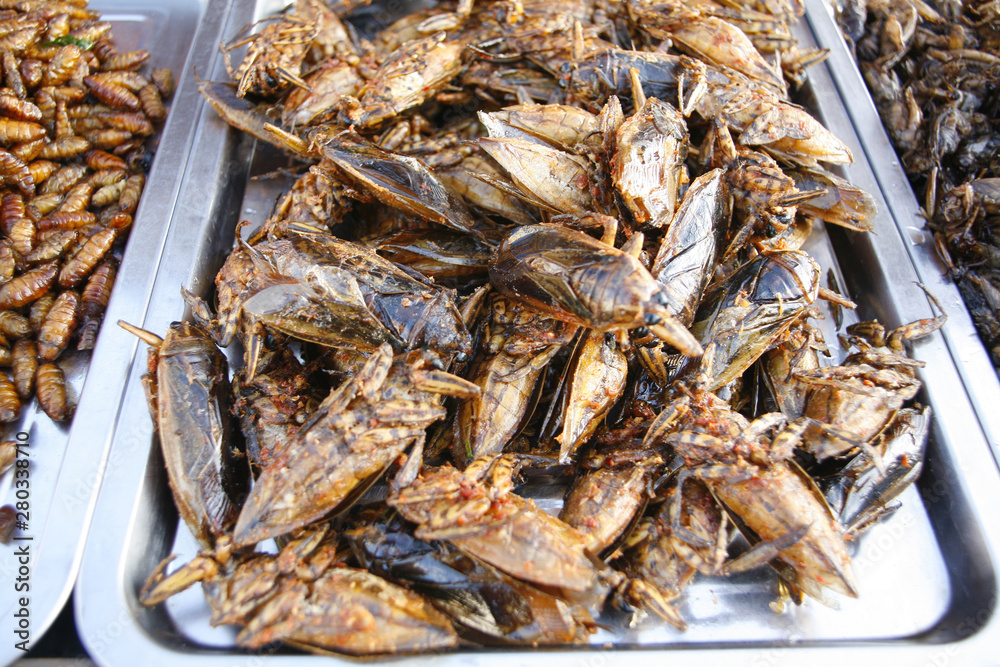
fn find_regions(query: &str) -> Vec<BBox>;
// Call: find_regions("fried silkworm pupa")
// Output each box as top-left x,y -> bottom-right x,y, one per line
27,159 -> 58,186
41,45 -> 83,87
77,258 -> 116,351
92,38 -> 117,63
151,68 -> 173,98
8,216 -> 34,255
0,346 -> 9,366
36,362 -> 70,421
40,163 -> 88,196
117,174 -> 143,214
11,338 -> 36,400
100,111 -> 152,136
0,148 -> 34,196
40,136 -> 90,160
24,229 -> 77,265
0,311 -> 31,339
108,211 -> 131,231
37,290 -> 79,361
86,149 -> 127,171
138,84 -> 165,122
0,263 -> 57,309
54,100 -> 73,139
0,505 -> 15,544
101,49 -> 149,72
0,372 -> 20,422
0,440 -> 14,476
27,193 -> 62,220
57,182 -> 93,213
0,95 -> 42,122
0,240 -> 13,283
11,139 -> 45,164
85,129 -> 133,150
2,52 -> 23,98
0,119 -> 46,145
37,210 -> 95,231
0,192 -> 24,232
28,291 -> 54,331
59,227 -> 115,288
84,76 -> 141,111
88,168 -> 126,188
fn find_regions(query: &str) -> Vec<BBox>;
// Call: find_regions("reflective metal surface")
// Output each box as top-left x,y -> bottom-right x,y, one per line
75,2 -> 1000,665
0,2 -> 206,664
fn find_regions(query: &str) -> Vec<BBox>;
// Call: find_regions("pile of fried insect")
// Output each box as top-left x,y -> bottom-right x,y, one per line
840,0 -> 999,367
0,0 -> 172,428
125,0 -> 945,654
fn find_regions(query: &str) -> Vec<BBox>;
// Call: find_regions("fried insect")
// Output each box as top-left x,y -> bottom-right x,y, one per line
490,225 -> 703,356
84,75 -> 141,110
0,505 -> 15,543
77,258 -> 116,350
37,290 -> 78,361
390,454 -> 616,600
0,262 -> 57,309
0,311 -> 31,339
613,97 -> 689,228
58,227 -> 115,288
348,520 -> 594,645
11,338 -> 36,400
644,373 -> 857,601
459,294 -> 578,461
117,174 -> 143,214
28,292 -> 54,332
0,239 -> 13,283
119,320 -> 248,548
233,344 -> 478,547
35,362 -> 69,421
0,371 -> 19,422
40,136 -> 90,160
0,148 -> 34,195
0,440 -> 14,476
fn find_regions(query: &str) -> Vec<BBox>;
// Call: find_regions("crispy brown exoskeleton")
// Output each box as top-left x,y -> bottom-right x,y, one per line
119,320 -> 249,548
391,454 -> 617,600
233,344 -> 478,547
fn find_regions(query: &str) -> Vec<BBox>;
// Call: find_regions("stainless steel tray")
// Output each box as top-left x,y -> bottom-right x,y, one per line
802,0 -> 1000,470
74,1 -> 1000,664
0,1 -> 207,663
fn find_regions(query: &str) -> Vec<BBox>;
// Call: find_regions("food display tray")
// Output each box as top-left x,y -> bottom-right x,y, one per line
802,0 -> 1000,470
74,0 -> 1000,664
0,1 -> 207,663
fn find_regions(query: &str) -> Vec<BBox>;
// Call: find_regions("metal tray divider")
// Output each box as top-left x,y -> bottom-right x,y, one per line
0,2 -> 209,663
74,3 -> 1000,665
802,0 -> 1000,464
